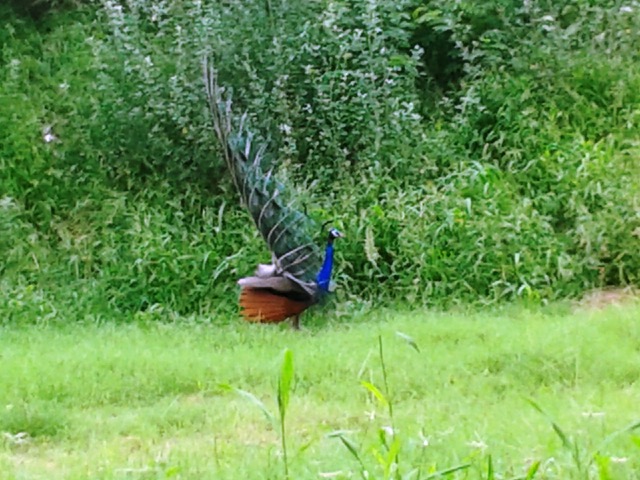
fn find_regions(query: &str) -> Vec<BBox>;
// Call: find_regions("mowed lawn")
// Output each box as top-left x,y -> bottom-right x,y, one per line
0,303 -> 639,479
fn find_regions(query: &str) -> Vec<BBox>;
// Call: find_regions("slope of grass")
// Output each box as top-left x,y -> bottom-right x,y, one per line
0,304 -> 638,479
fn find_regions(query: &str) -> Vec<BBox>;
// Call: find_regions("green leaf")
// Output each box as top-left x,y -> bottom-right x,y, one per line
164,465 -> 182,478
327,431 -> 366,469
527,399 -> 572,449
295,437 -> 316,457
486,455 -> 494,480
424,463 -> 471,479
527,398 -> 582,472
233,388 -> 275,427
277,348 -> 294,422
402,467 -> 420,480
597,419 -> 640,452
384,437 -> 402,478
389,54 -> 410,68
524,460 -> 541,480
361,380 -> 389,408
396,331 -> 420,353
377,426 -> 389,450
594,454 -> 612,480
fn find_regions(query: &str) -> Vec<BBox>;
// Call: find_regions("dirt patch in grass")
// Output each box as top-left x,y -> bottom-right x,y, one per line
575,287 -> 638,311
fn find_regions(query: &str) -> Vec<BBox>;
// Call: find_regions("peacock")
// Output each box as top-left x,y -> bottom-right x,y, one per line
203,62 -> 343,329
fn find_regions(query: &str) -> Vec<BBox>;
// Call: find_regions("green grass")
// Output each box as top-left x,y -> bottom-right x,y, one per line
1,304 -> 639,479
2,4 -> 639,477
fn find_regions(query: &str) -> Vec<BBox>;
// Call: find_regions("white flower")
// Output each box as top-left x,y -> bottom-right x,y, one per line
42,126 -> 57,143
319,471 -> 345,478
467,439 -> 488,450
582,411 -> 606,418
620,6 -> 633,13
3,432 -> 30,445
279,123 -> 292,135
381,425 -> 394,436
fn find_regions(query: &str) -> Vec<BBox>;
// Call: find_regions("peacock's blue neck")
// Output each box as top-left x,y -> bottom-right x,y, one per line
316,243 -> 335,292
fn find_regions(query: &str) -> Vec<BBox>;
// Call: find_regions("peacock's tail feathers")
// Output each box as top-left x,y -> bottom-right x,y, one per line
239,287 -> 311,323
204,61 -> 323,295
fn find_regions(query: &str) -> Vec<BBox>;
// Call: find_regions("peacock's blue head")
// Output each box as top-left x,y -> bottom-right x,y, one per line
327,228 -> 343,243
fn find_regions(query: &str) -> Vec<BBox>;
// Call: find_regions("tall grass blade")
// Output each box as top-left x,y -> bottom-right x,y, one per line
527,398 -> 582,473
594,454 -> 612,480
403,467 -> 420,480
361,380 -> 389,408
384,436 -> 402,478
423,463 -> 471,479
378,335 -> 394,422
224,385 -> 276,427
594,418 -> 640,457
486,455 -> 494,480
396,331 -> 420,353
526,399 -> 571,449
328,431 -> 368,477
524,460 -> 541,479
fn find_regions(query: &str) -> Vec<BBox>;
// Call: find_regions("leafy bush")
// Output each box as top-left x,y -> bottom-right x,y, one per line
1,0 -> 639,322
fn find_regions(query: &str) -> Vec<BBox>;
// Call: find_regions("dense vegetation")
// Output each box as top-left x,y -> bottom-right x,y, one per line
2,0 -> 639,322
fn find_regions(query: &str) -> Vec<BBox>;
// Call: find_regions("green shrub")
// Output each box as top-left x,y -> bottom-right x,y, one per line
1,0 -> 639,322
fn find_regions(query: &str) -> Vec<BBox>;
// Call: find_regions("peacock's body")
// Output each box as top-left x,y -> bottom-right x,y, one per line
203,63 -> 342,328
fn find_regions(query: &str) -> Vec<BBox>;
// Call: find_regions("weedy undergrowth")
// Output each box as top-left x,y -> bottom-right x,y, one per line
221,348 -> 295,479
3,1 -> 640,321
484,454 -> 540,480
330,332 -> 470,480
528,399 -> 640,480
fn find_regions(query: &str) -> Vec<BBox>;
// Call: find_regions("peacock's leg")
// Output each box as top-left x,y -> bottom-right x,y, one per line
292,314 -> 300,330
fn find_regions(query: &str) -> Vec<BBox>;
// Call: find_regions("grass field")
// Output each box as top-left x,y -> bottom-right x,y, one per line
1,303 -> 639,479
2,3 -> 640,479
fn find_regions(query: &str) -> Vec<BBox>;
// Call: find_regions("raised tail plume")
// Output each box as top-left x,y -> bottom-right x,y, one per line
203,60 -> 342,327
